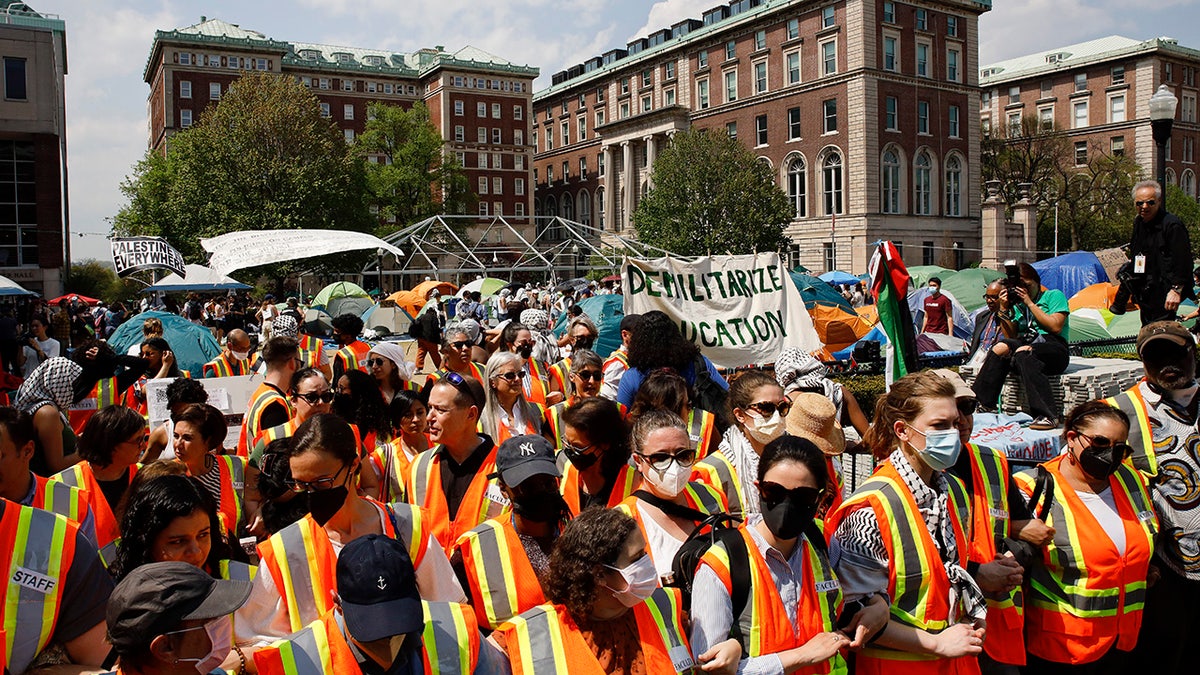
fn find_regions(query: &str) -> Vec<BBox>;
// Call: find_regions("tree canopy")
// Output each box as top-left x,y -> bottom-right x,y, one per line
632,128 -> 793,256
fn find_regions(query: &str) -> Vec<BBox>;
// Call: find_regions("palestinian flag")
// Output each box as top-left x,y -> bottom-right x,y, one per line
867,241 -> 918,385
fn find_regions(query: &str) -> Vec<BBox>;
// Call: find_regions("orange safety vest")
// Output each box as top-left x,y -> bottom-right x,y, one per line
615,482 -> 728,570
548,357 -> 571,395
213,454 -> 247,536
372,439 -> 425,504
522,357 -> 549,406
702,525 -> 846,675
252,418 -> 301,466
333,341 -> 372,376
486,403 -> 545,446
50,461 -> 138,567
687,409 -> 717,459
298,334 -> 325,369
825,460 -> 977,675
407,444 -> 509,552
427,362 -> 486,386
963,443 -> 1024,666
67,377 -> 120,434
256,500 -> 430,633
1104,383 -> 1158,481
202,353 -> 253,378
691,451 -> 746,517
1013,456 -> 1157,665
824,456 -> 845,517
0,502 -> 79,675
29,473 -> 92,530
238,382 -> 292,459
541,398 -> 628,450
559,461 -> 640,515
496,588 -> 694,675
454,515 -> 547,630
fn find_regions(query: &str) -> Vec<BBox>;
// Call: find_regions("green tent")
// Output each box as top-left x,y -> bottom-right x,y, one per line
311,281 -> 373,319
907,265 -> 954,289
788,271 -> 854,312
940,268 -> 1004,312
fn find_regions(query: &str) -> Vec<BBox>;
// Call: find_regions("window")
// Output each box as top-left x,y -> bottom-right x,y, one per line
883,2 -> 895,23
982,117 -> 992,136
515,155 -> 525,170
788,156 -> 806,217
596,109 -> 605,127
562,99 -> 568,114
982,90 -> 991,106
787,18 -> 800,40
514,105 -> 524,120
478,154 -> 488,169
822,6 -> 836,28
515,178 -> 525,195
455,100 -> 464,116
621,78 -> 629,95
697,79 -> 710,109
947,48 -> 960,82
620,101 -> 630,119
1040,79 -> 1052,96
179,53 -> 192,65
181,109 -> 192,127
561,122 -> 569,146
1073,100 -> 1088,128
914,151 -> 932,215
493,177 -> 503,195
821,40 -> 837,76
945,155 -> 962,216
882,149 -> 900,214
947,16 -> 959,37
754,61 -> 767,94
1111,136 -> 1125,156
454,125 -> 464,142
698,50 -> 708,69
597,86 -> 606,102
754,30 -> 766,50
1111,65 -> 1125,85
1039,106 -> 1054,130
823,151 -> 843,215
1183,93 -> 1197,122
563,161 -> 569,179
916,42 -> 929,77
598,152 -> 605,176
209,82 -> 221,100
915,8 -> 927,30
1074,141 -> 1088,166
788,107 -> 801,140
917,101 -> 930,134
515,202 -> 525,218
1184,170 -> 1196,198
949,105 -> 960,137
1185,136 -> 1195,164
726,121 -> 738,139
664,62 -> 676,79
1109,95 -> 1126,123
491,103 -> 501,119
342,103 -> 353,120
921,242 -> 935,266
1074,72 -> 1087,92
665,87 -> 676,105
641,95 -> 652,112
726,41 -> 736,60
642,69 -> 652,88
180,80 -> 191,99
756,115 -> 768,146
547,164 -> 554,182
514,129 -> 524,145
206,54 -> 219,67
478,127 -> 488,143
578,116 -> 586,141
724,69 -> 737,102
579,190 -> 591,225
477,102 -> 486,117
883,36 -> 897,71
478,177 -> 489,195
545,108 -> 552,121
0,141 -> 39,265
786,51 -> 801,84
479,202 -> 489,217
1007,112 -> 1021,137
493,152 -> 503,168
1008,85 -> 1020,102
320,102 -> 330,118
823,99 -> 837,133
824,243 -> 835,272
341,78 -> 353,91
580,157 -> 588,177
319,78 -> 329,90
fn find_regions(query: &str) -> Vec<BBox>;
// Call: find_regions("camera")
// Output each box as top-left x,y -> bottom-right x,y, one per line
1003,260 -> 1022,291
1109,262 -> 1142,315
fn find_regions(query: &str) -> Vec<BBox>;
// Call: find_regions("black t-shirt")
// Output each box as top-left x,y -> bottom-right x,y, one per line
96,467 -> 132,516
259,398 -> 291,432
438,437 -> 495,521
948,448 -> 1033,523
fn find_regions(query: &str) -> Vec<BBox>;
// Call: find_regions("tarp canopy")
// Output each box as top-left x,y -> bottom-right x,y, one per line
940,268 -> 1004,313
1064,308 -> 1142,342
201,229 -> 404,276
144,264 -> 251,293
108,310 -> 221,374
552,294 -> 623,359
906,265 -> 954,289
818,270 -> 861,286
808,304 -> 875,353
1031,250 -> 1109,300
48,293 -> 100,306
458,277 -> 507,298
0,275 -> 36,297
788,271 -> 854,312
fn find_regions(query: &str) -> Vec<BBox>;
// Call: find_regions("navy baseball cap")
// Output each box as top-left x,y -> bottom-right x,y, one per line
337,535 -> 423,642
493,434 -> 560,488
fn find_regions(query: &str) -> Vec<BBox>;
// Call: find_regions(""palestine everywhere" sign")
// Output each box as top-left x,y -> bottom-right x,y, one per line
111,237 -> 187,278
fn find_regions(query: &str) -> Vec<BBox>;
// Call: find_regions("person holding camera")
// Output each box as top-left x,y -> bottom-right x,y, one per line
15,316 -> 60,378
971,263 -> 1070,430
1121,180 -> 1194,325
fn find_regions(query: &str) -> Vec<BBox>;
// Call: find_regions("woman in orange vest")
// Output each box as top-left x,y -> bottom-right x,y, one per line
51,404 -> 146,566
542,350 -> 623,447
424,324 -> 486,391
1014,401 -> 1156,673
249,367 -> 332,465
480,351 -> 544,444
826,371 -> 986,675
691,435 -> 890,673
628,368 -> 720,459
499,322 -> 552,406
170,403 -> 257,536
557,397 -> 641,514
491,507 -> 695,674
367,341 -> 418,404
372,390 -> 429,503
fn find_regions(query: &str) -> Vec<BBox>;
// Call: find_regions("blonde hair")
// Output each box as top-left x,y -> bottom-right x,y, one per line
862,371 -> 957,460
142,317 -> 163,338
480,351 -> 541,440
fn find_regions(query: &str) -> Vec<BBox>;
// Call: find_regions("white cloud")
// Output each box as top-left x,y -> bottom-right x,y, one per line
627,0 -> 712,42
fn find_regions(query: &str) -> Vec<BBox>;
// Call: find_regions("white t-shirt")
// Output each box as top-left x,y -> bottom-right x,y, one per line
637,501 -> 686,582
1077,487 -> 1126,554
21,337 -> 61,377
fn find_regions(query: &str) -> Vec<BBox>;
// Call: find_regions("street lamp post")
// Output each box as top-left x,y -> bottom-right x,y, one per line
571,243 -> 580,280
1149,84 -> 1179,205
376,247 -> 385,297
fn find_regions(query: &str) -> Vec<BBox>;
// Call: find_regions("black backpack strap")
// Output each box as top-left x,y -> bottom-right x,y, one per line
718,527 -> 752,653
634,489 -> 709,522
1030,465 -> 1056,522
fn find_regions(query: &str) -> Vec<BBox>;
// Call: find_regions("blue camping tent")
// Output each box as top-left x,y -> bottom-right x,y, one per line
819,270 -> 861,286
552,294 -> 623,359
1030,251 -> 1109,300
108,311 -> 222,375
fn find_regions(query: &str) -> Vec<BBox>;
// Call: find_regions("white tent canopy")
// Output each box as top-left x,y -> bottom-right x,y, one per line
202,229 -> 404,276
144,264 -> 251,293
0,274 -> 35,296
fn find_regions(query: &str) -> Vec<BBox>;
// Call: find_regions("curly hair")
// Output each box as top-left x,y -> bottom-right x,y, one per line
171,403 -> 227,452
77,405 -> 147,467
332,369 -> 388,440
862,370 -> 957,460
332,313 -> 364,338
545,507 -> 638,620
626,310 -> 698,372
562,397 -> 631,476
109,473 -> 232,582
166,378 -> 208,407
628,369 -> 689,423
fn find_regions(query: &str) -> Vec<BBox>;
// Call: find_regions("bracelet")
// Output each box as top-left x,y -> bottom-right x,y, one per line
232,644 -> 247,675
867,621 -> 889,646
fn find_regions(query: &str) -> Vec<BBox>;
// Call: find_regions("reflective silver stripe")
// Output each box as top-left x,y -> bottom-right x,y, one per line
8,507 -> 69,675
470,521 -> 515,625
277,523 -> 320,628
423,602 -> 471,675
412,452 -> 434,506
644,588 -> 685,649
972,446 -> 1009,549
221,560 -> 257,582
869,479 -> 931,622
687,482 -> 722,515
519,607 -> 561,673
696,454 -> 742,517
285,623 -> 325,675
43,480 -> 83,523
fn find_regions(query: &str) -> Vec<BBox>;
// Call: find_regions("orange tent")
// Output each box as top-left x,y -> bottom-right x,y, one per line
855,305 -> 879,325
410,280 -> 457,299
808,304 -> 875,353
1068,282 -> 1136,312
386,290 -> 425,316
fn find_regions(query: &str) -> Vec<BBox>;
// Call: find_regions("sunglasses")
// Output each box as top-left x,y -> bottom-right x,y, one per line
983,294 -> 1000,300
573,370 -> 603,382
285,464 -> 349,493
449,340 -> 472,350
758,481 -> 824,510
957,399 -> 978,417
1075,431 -> 1133,459
494,370 -> 528,382
1135,199 -> 1157,207
368,358 -> 389,367
747,400 -> 792,417
562,441 -> 600,456
636,447 -> 697,472
296,390 -> 335,404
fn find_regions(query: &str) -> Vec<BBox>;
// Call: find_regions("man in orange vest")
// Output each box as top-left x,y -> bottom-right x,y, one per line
104,561 -> 251,675
201,328 -> 253,378
600,313 -> 642,401
331,313 -> 371,381
0,406 -> 97,544
451,434 -> 567,630
236,336 -> 298,461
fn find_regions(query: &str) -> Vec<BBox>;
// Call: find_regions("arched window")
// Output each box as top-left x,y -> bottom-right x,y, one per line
881,149 -> 900,214
787,155 -> 807,218
578,189 -> 591,225
596,188 -> 606,229
545,195 -> 557,221
1167,168 -> 1178,187
944,154 -> 963,216
1183,170 -> 1196,198
914,151 -> 933,215
533,198 -> 542,217
561,192 -> 574,220
822,150 -> 843,215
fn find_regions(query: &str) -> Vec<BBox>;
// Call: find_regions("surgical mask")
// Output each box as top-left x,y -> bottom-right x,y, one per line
640,458 -> 691,498
930,286 -> 940,296
907,425 -> 962,470
743,410 -> 785,445
306,486 -> 349,526
603,555 -> 658,607
171,616 -> 233,675
1077,444 -> 1121,479
511,490 -> 566,523
231,350 -> 250,361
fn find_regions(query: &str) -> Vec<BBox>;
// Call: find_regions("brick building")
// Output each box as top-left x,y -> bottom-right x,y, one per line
143,17 -> 537,226
0,2 -> 67,296
980,35 -> 1200,201
532,0 -> 991,273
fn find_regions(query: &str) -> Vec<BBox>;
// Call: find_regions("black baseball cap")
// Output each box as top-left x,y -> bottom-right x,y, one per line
1137,320 -> 1194,356
493,434 -> 560,488
337,535 -> 423,642
107,562 -> 252,652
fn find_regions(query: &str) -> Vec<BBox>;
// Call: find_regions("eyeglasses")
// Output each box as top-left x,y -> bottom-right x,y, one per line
562,440 -> 600,456
957,399 -> 978,417
368,358 -> 389,367
747,400 -> 792,417
1075,431 -> 1133,459
636,447 -> 697,472
494,370 -> 528,382
572,370 -> 603,382
285,464 -> 349,493
449,340 -> 472,350
758,481 -> 824,510
1136,199 -> 1157,207
983,294 -> 1000,300
296,390 -> 335,404
121,434 -> 149,448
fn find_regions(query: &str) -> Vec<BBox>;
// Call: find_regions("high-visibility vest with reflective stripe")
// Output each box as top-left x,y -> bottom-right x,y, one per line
257,501 -> 429,633
687,409 -> 717,459
372,439 -> 416,504
559,462 -> 640,515
548,357 -> 571,395
496,588 -> 694,675
485,403 -> 544,446
454,515 -> 547,630
50,461 -> 138,567
407,444 -> 508,552
333,341 -> 371,376
825,460 -> 973,671
428,362 -> 486,386
702,525 -> 845,675
603,349 -> 628,370
691,451 -> 745,517
203,353 -> 252,378
542,398 -> 628,451
823,456 -> 845,517
1104,385 -> 1158,480
522,358 -> 549,406
963,443 -> 1024,666
1013,456 -> 1156,665
219,559 -> 258,582
1,502 -> 79,675
252,419 -> 301,467
253,610 -> 360,675
67,377 -> 120,434
298,334 -> 325,369
238,382 -> 291,459
615,482 -> 728,570
30,473 -> 92,530
214,454 -> 247,535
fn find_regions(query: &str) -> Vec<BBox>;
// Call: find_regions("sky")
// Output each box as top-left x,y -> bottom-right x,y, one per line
31,0 -> 1200,262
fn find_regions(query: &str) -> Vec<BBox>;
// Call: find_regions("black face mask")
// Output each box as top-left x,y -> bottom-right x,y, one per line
573,337 -> 594,351
760,493 -> 821,541
516,345 -> 533,359
511,490 -> 566,523
306,486 -> 349,526
1078,445 -> 1121,480
563,445 -> 600,470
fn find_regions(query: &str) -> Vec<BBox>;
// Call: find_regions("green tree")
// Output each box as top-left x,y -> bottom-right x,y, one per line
65,260 -> 140,303
632,128 -> 792,256
114,71 -> 372,269
1165,184 -> 1200,260
355,102 -> 472,228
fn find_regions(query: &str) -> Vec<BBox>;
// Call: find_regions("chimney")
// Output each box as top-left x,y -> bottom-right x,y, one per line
200,15 -> 207,22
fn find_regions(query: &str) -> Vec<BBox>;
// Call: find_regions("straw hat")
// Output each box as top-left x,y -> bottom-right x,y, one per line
786,392 -> 845,456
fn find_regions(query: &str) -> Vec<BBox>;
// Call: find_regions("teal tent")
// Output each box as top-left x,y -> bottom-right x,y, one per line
552,294 -> 623,359
108,311 -> 221,375
789,271 -> 854,312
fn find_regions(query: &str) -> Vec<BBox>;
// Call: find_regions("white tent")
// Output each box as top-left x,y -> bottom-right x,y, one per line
144,264 -> 251,293
202,229 -> 404,276
0,274 -> 35,297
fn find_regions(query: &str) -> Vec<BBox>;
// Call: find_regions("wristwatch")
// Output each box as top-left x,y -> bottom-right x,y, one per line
1171,285 -> 1186,294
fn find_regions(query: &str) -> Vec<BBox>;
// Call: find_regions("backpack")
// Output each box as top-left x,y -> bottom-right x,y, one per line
691,353 -> 732,432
